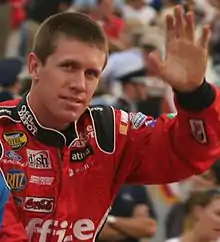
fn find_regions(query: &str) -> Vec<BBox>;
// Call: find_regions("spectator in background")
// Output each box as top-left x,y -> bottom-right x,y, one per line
166,189 -> 220,242
90,0 -> 127,52
137,29 -> 166,117
0,0 -> 11,58
98,185 -> 157,242
165,160 -> 220,240
156,0 -> 181,31
21,0 -> 72,57
122,0 -> 156,26
113,67 -> 148,113
0,58 -> 23,102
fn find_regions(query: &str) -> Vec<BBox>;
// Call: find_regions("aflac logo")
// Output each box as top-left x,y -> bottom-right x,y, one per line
26,218 -> 95,241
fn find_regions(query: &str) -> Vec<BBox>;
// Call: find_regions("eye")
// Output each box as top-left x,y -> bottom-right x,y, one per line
85,69 -> 100,80
61,64 -> 75,72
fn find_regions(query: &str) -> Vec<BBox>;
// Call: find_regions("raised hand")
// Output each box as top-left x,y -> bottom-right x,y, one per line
148,5 -> 211,92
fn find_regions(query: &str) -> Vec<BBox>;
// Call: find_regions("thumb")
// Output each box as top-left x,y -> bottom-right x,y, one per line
148,51 -> 165,77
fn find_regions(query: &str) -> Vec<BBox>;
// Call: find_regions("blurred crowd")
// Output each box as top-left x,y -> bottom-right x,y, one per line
1,0 -> 220,241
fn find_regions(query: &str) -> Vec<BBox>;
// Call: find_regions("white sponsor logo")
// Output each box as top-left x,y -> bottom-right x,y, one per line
189,119 -> 208,144
27,149 -> 52,169
69,160 -> 94,177
91,107 -> 103,111
71,146 -> 94,162
120,110 -> 128,124
29,175 -> 54,185
26,218 -> 95,242
130,112 -> 146,129
1,158 -> 28,167
0,109 -> 12,115
72,125 -> 94,148
24,197 -> 54,213
18,105 -> 38,136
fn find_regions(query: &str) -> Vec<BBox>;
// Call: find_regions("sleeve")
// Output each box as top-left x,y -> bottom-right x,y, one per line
0,170 -> 28,241
113,82 -> 220,185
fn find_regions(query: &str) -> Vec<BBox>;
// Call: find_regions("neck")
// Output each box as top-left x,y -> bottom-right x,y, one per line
28,90 -> 69,131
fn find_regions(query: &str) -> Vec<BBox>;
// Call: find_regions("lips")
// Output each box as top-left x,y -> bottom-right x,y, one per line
60,96 -> 84,104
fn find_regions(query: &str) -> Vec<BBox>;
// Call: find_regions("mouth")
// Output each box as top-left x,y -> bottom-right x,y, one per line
60,96 -> 84,104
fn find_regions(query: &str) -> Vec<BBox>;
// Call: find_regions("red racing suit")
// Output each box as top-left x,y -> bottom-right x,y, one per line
1,82 -> 220,241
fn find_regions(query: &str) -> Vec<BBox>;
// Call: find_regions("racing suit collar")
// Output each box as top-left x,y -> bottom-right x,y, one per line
16,93 -> 79,148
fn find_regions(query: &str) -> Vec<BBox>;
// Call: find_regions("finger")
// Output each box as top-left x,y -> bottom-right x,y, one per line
148,52 -> 165,77
198,25 -> 211,49
174,5 -> 185,38
166,14 -> 175,43
185,11 -> 195,41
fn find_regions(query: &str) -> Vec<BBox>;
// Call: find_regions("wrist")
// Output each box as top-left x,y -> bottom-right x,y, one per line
174,80 -> 216,111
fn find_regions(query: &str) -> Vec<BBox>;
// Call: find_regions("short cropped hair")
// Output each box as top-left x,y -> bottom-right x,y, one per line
32,12 -> 108,65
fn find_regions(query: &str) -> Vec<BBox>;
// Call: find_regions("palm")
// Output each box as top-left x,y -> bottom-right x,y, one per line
163,40 -> 208,91
149,6 -> 210,92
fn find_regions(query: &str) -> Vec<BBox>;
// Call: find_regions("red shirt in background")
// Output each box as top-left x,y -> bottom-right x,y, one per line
10,0 -> 27,29
90,13 -> 125,39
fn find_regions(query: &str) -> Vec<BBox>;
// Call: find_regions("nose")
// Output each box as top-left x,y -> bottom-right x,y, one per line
68,71 -> 86,93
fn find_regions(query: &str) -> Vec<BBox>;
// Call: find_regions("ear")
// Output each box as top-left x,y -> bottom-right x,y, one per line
27,53 -> 41,82
192,205 -> 204,220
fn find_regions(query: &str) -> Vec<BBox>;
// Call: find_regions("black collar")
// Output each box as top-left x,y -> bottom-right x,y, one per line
16,94 -> 79,148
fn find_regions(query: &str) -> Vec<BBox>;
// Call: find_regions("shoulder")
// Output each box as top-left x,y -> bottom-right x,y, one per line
88,105 -> 117,153
0,99 -> 20,123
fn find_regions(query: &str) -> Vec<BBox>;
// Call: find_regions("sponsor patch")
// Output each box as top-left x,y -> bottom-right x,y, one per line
71,125 -> 94,148
70,145 -> 94,162
119,110 -> 129,135
145,120 -> 157,128
29,175 -> 54,185
5,150 -> 22,162
3,131 -> 27,151
130,112 -> 147,129
18,105 -> 38,136
167,113 -> 177,119
0,109 -> 12,116
91,107 -> 103,111
23,197 -> 54,213
189,119 -> 208,144
120,110 -> 128,124
26,149 -> 52,169
5,169 -> 27,191
1,158 -> 28,167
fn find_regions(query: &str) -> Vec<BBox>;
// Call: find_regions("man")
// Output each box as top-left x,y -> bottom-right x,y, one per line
99,67 -> 156,242
90,0 -> 127,52
0,5 -> 220,241
0,58 -> 23,102
113,67 -> 148,112
98,185 -> 157,241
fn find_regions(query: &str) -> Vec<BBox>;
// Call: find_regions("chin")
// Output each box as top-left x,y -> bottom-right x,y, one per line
61,110 -> 84,123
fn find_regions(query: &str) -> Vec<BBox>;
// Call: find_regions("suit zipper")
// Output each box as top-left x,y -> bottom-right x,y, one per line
57,149 -> 63,195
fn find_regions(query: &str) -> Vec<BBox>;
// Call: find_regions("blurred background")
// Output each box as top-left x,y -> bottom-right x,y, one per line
1,0 -> 220,241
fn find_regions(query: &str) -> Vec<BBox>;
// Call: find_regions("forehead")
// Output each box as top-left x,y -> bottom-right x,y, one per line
48,37 -> 106,70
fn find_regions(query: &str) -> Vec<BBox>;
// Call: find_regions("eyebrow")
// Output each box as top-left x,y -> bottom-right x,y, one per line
58,59 -> 102,73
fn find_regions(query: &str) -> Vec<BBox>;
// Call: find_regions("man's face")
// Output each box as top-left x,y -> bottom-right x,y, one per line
197,198 -> 220,240
99,0 -> 114,18
28,37 -> 106,123
128,82 -> 148,101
